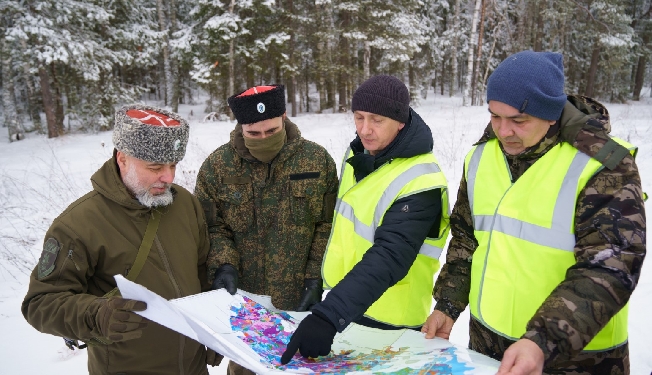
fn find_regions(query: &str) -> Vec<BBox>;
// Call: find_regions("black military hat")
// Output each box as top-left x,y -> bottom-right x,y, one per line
227,85 -> 286,125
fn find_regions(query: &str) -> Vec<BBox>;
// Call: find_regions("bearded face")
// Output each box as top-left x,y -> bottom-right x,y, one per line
117,151 -> 177,208
122,162 -> 174,207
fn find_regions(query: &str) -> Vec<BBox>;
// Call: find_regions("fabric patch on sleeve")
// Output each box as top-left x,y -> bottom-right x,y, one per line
38,238 -> 61,280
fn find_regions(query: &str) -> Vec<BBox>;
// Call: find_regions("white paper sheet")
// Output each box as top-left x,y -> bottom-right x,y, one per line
115,275 -> 499,374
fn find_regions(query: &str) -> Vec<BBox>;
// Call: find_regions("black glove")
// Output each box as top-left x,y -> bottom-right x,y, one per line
295,278 -> 323,312
212,264 -> 238,295
280,310 -> 337,365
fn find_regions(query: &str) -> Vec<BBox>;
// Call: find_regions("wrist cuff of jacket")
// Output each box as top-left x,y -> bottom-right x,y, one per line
311,309 -> 336,330
521,329 -> 554,367
432,300 -> 463,322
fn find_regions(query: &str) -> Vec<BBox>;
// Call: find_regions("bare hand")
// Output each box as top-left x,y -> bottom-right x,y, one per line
421,310 -> 454,340
496,339 -> 544,375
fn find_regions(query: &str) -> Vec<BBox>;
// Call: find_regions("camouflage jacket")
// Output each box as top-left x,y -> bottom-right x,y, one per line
433,96 -> 646,373
194,118 -> 338,310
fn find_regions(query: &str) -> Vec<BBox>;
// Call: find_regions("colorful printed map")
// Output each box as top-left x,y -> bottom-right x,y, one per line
230,295 -> 481,374
115,275 -> 500,374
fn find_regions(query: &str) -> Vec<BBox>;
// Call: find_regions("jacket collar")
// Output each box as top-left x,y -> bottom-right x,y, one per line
474,95 -> 613,163
91,155 -> 175,214
347,108 -> 434,180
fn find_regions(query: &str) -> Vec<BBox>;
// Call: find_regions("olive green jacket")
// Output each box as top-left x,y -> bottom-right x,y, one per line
22,156 -> 211,375
195,118 -> 338,310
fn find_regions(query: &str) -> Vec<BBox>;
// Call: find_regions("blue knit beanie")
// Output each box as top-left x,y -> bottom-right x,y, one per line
487,51 -> 566,121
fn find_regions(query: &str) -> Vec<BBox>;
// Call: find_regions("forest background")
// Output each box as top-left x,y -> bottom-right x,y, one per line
1,0 -> 652,140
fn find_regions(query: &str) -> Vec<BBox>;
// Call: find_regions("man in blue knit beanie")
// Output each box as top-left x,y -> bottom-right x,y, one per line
423,50 -> 645,375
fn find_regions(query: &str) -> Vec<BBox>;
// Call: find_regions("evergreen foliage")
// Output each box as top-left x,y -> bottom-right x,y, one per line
1,0 -> 650,139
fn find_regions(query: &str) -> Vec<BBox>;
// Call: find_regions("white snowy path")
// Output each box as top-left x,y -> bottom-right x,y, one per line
0,95 -> 650,374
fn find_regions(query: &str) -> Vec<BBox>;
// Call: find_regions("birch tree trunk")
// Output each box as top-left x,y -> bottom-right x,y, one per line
228,0 -> 235,120
168,0 -> 179,110
2,38 -> 24,142
534,0 -> 544,51
157,0 -> 175,110
471,0 -> 486,106
363,41 -> 371,79
463,0 -> 482,106
449,0 -> 460,96
337,10 -> 350,112
317,41 -> 326,113
288,0 -> 297,117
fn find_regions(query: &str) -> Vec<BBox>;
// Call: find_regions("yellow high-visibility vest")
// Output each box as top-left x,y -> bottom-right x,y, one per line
466,138 -> 635,351
322,148 -> 450,327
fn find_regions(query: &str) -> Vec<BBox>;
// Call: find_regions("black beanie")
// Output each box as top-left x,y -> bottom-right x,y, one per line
227,85 -> 286,125
351,75 -> 410,123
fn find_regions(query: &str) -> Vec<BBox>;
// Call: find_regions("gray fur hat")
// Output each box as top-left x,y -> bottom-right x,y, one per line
112,104 -> 189,163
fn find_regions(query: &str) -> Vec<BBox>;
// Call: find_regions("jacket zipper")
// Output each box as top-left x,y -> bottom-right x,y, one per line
67,249 -> 81,271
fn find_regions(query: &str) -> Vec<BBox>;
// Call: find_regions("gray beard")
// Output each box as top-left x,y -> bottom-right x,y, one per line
123,164 -> 174,208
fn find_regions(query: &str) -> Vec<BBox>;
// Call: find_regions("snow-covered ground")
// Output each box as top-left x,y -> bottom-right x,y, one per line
0,93 -> 650,374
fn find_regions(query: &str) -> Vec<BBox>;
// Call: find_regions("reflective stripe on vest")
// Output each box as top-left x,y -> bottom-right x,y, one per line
466,138 -> 634,351
334,160 -> 447,259
322,149 -> 450,327
468,142 -> 591,251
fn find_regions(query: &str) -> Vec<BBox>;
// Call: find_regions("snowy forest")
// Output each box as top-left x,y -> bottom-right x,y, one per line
1,0 -> 651,142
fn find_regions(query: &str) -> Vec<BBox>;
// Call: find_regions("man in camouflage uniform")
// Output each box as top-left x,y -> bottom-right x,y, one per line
194,84 -> 338,375
22,105 -> 222,374
422,50 -> 646,375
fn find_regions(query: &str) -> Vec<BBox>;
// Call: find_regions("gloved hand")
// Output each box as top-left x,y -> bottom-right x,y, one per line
280,311 -> 337,365
94,297 -> 148,342
212,263 -> 238,295
206,348 -> 224,366
295,278 -> 323,312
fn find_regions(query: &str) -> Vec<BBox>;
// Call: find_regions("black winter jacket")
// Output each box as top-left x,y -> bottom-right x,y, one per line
313,109 -> 442,331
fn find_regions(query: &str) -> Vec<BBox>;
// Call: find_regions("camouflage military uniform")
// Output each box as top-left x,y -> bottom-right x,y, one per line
434,96 -> 646,374
195,118 -> 338,310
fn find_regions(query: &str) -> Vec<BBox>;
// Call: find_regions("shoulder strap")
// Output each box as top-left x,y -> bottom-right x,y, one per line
67,210 -> 163,349
592,138 -> 632,171
104,210 -> 162,297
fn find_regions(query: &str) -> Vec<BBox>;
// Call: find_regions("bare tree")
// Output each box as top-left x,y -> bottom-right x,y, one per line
158,0 -> 176,111
471,0 -> 486,105
463,0 -> 482,106
38,66 -> 58,138
449,0 -> 461,96
633,4 -> 652,101
584,40 -> 601,98
2,37 -> 25,141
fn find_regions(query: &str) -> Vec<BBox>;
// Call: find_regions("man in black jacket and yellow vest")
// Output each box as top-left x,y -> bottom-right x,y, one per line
281,75 -> 451,364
